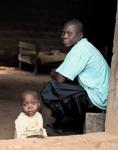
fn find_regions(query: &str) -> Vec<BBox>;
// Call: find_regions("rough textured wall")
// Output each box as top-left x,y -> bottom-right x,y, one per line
0,0 -> 116,66
0,24 -> 63,66
105,1 -> 118,134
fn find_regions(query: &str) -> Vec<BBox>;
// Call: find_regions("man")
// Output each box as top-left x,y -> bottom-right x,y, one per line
40,19 -> 110,133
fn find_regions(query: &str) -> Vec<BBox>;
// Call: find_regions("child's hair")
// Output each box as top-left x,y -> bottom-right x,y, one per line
20,90 -> 39,104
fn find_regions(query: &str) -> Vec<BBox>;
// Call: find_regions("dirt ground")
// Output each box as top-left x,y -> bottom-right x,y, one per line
0,66 -> 118,150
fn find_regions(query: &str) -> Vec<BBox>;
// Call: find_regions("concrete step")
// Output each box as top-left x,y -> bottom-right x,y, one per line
84,113 -> 106,134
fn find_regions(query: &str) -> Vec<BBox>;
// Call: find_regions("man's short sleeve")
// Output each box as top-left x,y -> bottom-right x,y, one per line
56,42 -> 89,81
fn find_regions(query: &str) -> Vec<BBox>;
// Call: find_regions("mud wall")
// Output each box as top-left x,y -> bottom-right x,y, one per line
0,24 -> 63,66
0,0 -> 116,66
105,1 -> 118,134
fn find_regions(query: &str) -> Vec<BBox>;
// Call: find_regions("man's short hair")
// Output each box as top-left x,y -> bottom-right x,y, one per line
64,19 -> 84,33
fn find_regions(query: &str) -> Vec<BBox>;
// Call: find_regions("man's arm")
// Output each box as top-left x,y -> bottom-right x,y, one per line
51,69 -> 66,83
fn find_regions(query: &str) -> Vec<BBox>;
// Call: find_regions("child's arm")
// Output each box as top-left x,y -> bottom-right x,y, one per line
39,128 -> 47,138
15,119 -> 27,138
37,113 -> 47,137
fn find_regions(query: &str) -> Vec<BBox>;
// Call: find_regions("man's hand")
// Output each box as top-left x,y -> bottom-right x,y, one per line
50,68 -> 66,83
50,68 -> 56,79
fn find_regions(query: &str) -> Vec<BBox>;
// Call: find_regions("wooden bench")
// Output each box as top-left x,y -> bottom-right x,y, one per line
18,41 -> 38,74
38,51 -> 65,64
18,41 -> 66,74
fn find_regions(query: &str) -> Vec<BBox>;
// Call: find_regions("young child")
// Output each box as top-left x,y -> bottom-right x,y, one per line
14,90 -> 47,138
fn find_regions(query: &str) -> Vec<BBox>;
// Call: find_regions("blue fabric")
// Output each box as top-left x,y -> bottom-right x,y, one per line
56,38 -> 110,110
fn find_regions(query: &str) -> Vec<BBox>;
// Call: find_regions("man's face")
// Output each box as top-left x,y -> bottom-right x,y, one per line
61,24 -> 83,48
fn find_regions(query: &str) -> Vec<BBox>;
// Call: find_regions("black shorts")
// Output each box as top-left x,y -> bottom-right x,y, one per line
40,80 -> 103,119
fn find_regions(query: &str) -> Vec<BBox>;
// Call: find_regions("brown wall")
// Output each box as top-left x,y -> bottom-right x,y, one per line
0,0 -> 116,66
0,23 -> 63,66
105,1 -> 118,134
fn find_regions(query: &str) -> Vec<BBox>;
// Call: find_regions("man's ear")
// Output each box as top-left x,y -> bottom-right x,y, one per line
79,32 -> 84,39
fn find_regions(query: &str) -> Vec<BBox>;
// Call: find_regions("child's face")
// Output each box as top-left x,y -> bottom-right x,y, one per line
22,93 -> 40,116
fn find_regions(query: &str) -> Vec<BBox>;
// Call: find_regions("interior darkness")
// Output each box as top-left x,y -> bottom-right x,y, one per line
0,0 -> 117,66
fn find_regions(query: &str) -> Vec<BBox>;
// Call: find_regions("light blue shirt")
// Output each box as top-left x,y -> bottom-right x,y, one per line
56,38 -> 110,110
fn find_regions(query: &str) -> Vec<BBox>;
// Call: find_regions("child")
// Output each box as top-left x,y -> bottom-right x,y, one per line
14,90 -> 47,138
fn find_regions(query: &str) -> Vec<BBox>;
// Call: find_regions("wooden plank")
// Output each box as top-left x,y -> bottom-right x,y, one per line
18,41 -> 38,74
19,41 -> 36,50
